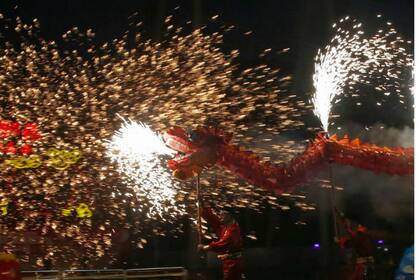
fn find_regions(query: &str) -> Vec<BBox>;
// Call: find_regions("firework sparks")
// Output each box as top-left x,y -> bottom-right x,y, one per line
0,10 -> 310,266
107,118 -> 184,219
312,16 -> 413,132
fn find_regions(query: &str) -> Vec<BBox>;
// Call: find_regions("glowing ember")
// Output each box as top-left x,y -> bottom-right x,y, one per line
106,118 -> 184,218
0,10 -> 310,266
312,16 -> 413,132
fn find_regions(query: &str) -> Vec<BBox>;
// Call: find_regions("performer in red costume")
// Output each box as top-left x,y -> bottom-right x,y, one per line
0,253 -> 21,280
198,205 -> 244,280
335,211 -> 375,280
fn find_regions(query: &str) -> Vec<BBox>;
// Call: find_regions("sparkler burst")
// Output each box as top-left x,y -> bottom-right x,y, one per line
0,10 -> 310,266
107,118 -> 185,219
312,16 -> 413,132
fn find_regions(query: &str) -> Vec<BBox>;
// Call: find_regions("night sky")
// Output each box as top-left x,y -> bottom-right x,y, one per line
0,0 -> 414,277
3,0 -> 413,129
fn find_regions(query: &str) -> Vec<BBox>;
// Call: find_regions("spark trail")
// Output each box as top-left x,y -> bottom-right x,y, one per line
0,11 -> 308,266
312,16 -> 413,132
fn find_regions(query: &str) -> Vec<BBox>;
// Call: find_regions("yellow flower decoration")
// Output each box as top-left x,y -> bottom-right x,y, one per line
46,148 -> 81,170
4,155 -> 42,169
75,203 -> 92,218
61,208 -> 73,217
0,202 -> 7,216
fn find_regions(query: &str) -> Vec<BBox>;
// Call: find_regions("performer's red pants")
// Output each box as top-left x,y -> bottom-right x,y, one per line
350,263 -> 364,280
350,262 -> 374,280
223,258 -> 244,280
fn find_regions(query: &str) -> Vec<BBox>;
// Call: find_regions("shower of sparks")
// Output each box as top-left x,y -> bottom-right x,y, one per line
107,118 -> 185,219
0,10 -> 311,266
312,16 -> 413,132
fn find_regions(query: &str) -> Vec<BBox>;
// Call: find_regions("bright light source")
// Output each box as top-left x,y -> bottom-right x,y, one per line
107,118 -> 185,219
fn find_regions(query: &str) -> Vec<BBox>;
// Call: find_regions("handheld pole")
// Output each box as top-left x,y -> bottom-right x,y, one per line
195,174 -> 206,278
196,174 -> 203,245
325,132 -> 339,239
328,163 -> 339,239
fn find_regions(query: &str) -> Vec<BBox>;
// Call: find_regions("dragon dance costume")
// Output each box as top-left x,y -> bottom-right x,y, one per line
201,207 -> 244,280
337,220 -> 375,280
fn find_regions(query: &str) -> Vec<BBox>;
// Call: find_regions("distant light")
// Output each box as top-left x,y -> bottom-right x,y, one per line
377,240 -> 384,244
313,243 -> 321,249
384,247 -> 389,252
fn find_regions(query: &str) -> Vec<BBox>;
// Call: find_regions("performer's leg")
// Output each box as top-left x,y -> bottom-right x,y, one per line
350,263 -> 365,280
223,259 -> 244,280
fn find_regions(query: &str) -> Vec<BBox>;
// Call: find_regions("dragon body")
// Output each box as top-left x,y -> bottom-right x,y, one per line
163,127 -> 413,194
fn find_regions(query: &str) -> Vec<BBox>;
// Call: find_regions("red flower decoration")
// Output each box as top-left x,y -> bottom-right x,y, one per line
0,121 -> 20,138
5,142 -> 17,154
19,144 -> 33,155
22,123 -> 41,141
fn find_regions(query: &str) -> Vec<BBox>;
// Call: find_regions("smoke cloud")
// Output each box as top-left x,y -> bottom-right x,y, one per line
322,122 -> 414,230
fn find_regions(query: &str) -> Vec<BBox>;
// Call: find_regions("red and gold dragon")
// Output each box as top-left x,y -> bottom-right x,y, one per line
163,126 -> 413,194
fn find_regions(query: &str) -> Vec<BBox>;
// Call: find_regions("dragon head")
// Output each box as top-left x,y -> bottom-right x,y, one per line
163,126 -> 231,180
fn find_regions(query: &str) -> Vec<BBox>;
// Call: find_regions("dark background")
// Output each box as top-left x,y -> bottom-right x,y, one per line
0,0 -> 414,279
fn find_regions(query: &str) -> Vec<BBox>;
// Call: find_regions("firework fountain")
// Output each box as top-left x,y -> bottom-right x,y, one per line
311,15 -> 413,237
312,15 -> 413,133
106,117 -> 184,219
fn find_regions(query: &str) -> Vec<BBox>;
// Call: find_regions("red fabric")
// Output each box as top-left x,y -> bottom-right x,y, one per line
338,230 -> 374,257
163,126 -> 197,153
202,207 -> 244,280
207,222 -> 242,253
349,263 -> 365,280
0,260 -> 21,280
202,207 -> 242,253
201,207 -> 222,234
326,134 -> 413,176
338,229 -> 374,280
222,259 -> 244,280
218,137 -> 327,194
19,144 -> 33,155
4,142 -> 17,154
165,126 -> 413,194
22,123 -> 40,141
0,121 -> 20,138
